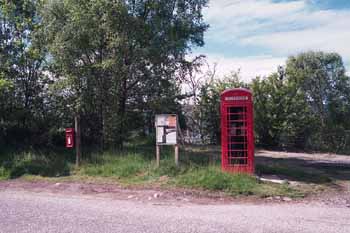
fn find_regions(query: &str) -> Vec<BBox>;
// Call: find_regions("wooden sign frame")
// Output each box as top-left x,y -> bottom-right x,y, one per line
155,114 -> 179,167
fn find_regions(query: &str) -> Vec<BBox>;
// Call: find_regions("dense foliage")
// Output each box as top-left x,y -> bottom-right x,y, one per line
198,52 -> 350,154
0,0 -> 49,146
196,72 -> 247,144
1,1 -> 349,154
0,0 -> 208,149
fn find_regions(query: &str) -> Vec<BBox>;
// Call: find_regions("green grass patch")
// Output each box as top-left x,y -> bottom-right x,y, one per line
77,153 -> 189,185
79,153 -> 148,178
253,182 -> 305,198
174,166 -> 303,197
175,167 -> 257,195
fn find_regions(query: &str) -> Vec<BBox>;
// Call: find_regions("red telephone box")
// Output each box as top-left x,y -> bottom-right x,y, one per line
65,128 -> 74,148
221,88 -> 254,174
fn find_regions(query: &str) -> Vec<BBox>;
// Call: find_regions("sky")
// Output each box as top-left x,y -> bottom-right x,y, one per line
193,0 -> 350,82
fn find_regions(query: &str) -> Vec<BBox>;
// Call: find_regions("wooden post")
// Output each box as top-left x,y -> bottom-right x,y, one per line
175,144 -> 179,166
156,145 -> 160,168
75,115 -> 81,167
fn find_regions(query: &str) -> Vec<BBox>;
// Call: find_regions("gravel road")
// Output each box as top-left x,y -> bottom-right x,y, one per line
1,189 -> 349,233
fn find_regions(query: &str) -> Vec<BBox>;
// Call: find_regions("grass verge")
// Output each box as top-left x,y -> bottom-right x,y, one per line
0,148 -> 310,198
175,166 -> 304,197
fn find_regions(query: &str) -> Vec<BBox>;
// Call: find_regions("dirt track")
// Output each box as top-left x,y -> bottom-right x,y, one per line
256,150 -> 350,164
256,150 -> 350,206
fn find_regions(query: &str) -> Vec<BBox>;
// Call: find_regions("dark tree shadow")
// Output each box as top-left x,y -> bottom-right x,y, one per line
255,156 -> 350,184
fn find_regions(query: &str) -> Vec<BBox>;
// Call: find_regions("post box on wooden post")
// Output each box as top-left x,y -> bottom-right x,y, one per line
65,128 -> 75,148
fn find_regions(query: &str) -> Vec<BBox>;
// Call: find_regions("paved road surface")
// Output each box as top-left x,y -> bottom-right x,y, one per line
0,190 -> 349,233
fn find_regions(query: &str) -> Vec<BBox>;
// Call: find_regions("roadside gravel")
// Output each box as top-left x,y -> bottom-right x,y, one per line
1,189 -> 350,233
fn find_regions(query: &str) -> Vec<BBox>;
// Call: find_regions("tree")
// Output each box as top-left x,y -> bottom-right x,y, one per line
286,51 -> 350,152
251,72 -> 313,148
0,0 -> 47,146
41,0 -> 209,149
197,71 -> 246,144
252,51 -> 350,152
181,58 -> 212,143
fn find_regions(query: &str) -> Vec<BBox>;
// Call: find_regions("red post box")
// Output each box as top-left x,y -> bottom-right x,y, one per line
220,88 -> 254,174
65,128 -> 75,148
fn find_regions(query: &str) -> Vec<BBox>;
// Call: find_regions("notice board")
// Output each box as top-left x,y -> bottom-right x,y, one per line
155,114 -> 177,145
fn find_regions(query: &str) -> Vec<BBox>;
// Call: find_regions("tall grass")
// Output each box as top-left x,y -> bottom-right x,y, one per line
81,153 -> 149,178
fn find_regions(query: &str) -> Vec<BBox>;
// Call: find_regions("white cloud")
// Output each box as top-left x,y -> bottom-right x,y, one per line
204,0 -> 307,42
203,0 -> 350,71
240,11 -> 350,59
199,54 -> 285,82
206,0 -> 305,22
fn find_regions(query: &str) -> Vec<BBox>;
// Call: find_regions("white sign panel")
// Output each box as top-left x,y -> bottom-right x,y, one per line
155,115 -> 177,145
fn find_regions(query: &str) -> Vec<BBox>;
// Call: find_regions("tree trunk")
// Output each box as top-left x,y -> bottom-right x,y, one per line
75,114 -> 81,167
117,78 -> 127,150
